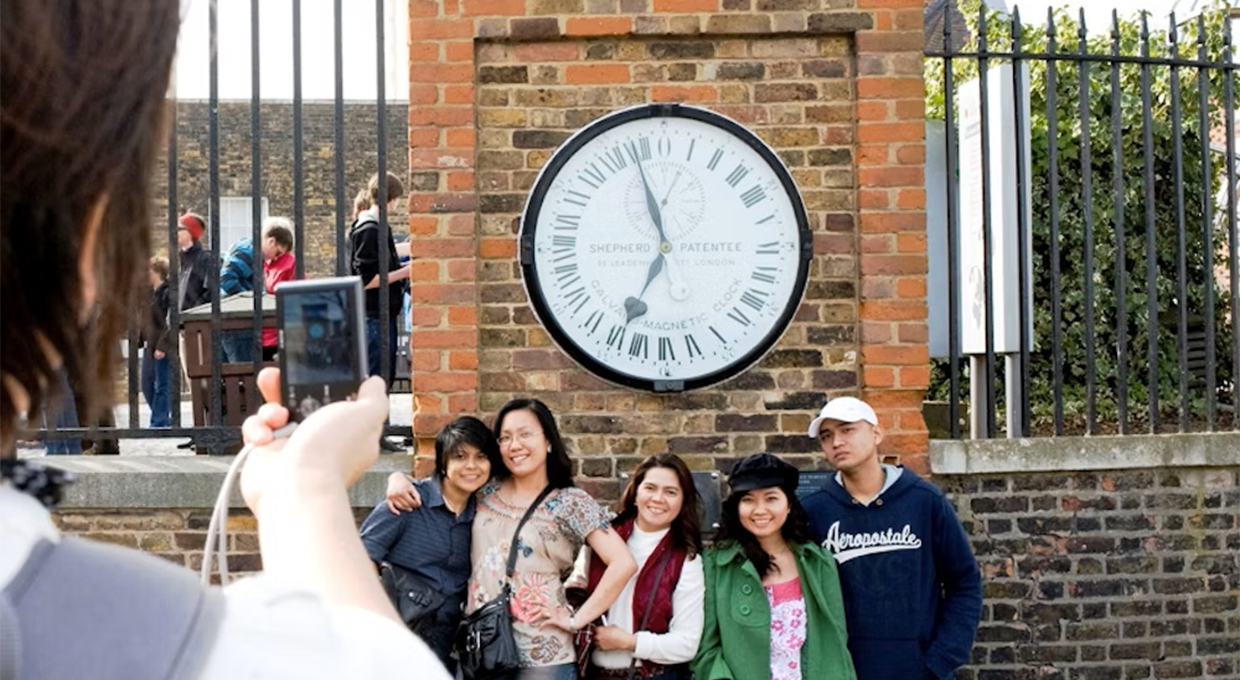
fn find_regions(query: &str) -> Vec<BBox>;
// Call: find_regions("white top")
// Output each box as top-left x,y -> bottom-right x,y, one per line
572,525 -> 705,670
0,483 -> 451,680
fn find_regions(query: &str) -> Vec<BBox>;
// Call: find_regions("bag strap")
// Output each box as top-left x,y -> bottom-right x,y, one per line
626,550 -> 674,680
635,551 -> 672,632
504,485 -> 554,582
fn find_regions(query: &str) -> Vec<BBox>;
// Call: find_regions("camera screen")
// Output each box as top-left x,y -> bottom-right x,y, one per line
281,289 -> 357,386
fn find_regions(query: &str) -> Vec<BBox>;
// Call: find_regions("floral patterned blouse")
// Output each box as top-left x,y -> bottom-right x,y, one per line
766,577 -> 807,680
466,479 -> 612,668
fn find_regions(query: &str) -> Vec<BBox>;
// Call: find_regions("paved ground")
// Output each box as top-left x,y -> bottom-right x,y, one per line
20,393 -> 414,458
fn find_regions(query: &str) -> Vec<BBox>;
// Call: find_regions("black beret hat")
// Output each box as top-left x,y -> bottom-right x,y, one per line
727,453 -> 800,495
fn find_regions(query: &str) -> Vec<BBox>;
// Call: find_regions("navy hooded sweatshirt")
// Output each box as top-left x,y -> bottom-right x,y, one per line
802,469 -> 982,680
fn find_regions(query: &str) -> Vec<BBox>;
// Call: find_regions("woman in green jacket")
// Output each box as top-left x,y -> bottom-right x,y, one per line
693,454 -> 857,680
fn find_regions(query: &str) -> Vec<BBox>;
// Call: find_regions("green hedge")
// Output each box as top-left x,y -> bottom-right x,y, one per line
924,2 -> 1236,433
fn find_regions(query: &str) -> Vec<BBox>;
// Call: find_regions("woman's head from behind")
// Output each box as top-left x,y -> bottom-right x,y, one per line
717,454 -> 813,576
1,0 -> 181,449
435,416 -> 502,496
616,453 -> 703,557
492,398 -> 573,489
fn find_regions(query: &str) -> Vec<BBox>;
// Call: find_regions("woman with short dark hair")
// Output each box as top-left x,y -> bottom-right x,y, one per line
360,417 -> 503,674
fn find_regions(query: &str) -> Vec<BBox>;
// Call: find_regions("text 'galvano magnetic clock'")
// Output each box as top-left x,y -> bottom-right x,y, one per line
520,103 -> 813,393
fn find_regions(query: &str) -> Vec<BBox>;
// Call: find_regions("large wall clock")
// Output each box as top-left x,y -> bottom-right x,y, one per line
519,103 -> 813,393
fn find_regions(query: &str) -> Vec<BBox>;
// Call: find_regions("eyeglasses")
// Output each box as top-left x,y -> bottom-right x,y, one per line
497,430 -> 543,448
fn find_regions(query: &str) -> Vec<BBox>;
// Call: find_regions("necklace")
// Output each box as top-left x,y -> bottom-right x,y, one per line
498,488 -> 538,510
0,459 -> 75,508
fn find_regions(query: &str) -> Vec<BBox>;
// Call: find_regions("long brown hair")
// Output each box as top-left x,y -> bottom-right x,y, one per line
1,0 -> 181,448
613,454 -> 704,558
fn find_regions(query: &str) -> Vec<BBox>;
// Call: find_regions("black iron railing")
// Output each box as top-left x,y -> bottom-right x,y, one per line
35,0 -> 409,454
926,4 -> 1239,438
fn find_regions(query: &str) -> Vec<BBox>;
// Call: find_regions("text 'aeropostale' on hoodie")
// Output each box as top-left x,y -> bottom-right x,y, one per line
802,468 -> 983,680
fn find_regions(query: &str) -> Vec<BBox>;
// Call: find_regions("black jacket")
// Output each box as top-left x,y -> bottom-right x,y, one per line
348,216 -> 405,318
178,241 -> 217,311
142,281 -> 173,354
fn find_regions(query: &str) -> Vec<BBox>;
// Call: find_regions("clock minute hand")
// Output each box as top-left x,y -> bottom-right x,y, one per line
636,160 -> 668,245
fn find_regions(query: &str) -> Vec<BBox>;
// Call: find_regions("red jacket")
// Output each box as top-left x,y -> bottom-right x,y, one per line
261,252 -> 296,347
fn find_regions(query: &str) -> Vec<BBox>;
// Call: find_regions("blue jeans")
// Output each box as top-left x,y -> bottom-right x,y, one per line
365,316 -> 398,383
219,329 -> 254,364
493,664 -> 576,680
42,368 -> 82,455
141,351 -> 172,427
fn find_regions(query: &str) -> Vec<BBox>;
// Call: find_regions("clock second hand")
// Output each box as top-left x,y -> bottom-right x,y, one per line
656,170 -> 691,301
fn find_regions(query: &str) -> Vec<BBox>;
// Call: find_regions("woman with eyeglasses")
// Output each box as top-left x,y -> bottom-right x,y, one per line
385,398 -> 636,679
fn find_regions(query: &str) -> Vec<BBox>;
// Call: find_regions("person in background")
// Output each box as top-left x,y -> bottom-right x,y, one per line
177,211 -> 216,313
38,369 -> 82,455
0,1 -> 451,677
359,417 -> 503,674
141,256 -> 173,428
259,217 -> 297,361
353,189 -> 371,220
349,172 -> 413,382
801,398 -> 982,680
348,173 -> 413,452
693,454 -> 856,680
568,453 -> 705,680
217,217 -> 296,364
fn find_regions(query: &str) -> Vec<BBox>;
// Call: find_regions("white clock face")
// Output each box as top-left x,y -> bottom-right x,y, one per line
521,105 -> 811,392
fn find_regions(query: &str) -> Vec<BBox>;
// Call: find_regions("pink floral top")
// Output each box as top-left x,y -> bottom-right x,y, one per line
766,577 -> 807,680
466,480 -> 612,667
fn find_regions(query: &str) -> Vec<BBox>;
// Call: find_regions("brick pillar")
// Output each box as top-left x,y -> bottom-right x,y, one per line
407,0 -> 485,459
407,0 -> 929,473
852,0 -> 930,472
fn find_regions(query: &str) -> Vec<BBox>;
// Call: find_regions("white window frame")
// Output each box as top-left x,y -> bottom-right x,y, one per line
214,197 -> 269,252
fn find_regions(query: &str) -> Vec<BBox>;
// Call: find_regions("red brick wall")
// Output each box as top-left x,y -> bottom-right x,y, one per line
405,0 -> 928,481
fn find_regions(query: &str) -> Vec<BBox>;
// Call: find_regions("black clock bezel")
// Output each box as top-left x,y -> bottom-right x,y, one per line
519,103 -> 814,393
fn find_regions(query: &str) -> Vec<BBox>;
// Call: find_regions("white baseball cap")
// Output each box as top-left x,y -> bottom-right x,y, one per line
807,397 -> 878,438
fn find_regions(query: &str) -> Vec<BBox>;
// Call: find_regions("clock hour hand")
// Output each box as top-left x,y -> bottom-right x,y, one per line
624,253 -> 664,323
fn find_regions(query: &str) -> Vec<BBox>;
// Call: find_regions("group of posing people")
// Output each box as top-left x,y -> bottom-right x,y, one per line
362,396 -> 983,680
2,3 -> 980,678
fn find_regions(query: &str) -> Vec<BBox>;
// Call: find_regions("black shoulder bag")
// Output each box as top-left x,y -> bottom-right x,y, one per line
457,485 -> 554,680
379,561 -> 447,640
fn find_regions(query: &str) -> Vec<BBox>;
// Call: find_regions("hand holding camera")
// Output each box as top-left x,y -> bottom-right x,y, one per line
239,367 -> 388,515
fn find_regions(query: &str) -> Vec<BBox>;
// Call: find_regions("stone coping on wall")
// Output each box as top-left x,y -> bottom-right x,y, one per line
41,456 -> 417,510
930,432 -> 1240,475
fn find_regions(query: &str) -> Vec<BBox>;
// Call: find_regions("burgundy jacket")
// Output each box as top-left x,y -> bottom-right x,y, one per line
582,517 -> 688,677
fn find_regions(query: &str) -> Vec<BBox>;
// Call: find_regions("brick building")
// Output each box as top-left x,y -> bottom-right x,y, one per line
45,0 -> 1238,677
404,0 -> 930,483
